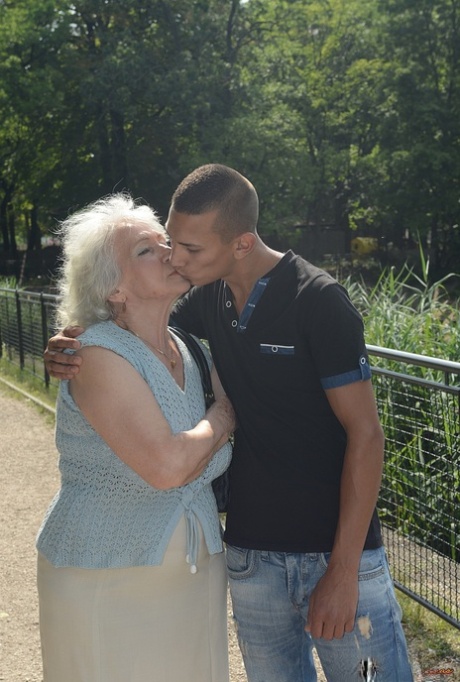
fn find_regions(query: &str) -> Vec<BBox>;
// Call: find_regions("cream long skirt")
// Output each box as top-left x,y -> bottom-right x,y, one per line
37,516 -> 229,682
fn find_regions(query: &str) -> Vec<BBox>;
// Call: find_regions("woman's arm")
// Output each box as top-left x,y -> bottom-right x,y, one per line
69,346 -> 235,489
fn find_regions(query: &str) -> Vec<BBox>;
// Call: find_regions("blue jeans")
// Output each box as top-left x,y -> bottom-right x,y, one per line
227,545 -> 413,682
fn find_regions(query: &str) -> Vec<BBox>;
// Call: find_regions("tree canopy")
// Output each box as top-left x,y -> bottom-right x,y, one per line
1,0 -> 459,277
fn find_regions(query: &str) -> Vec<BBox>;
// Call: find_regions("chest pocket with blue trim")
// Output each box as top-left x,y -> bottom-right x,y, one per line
260,344 -> 295,356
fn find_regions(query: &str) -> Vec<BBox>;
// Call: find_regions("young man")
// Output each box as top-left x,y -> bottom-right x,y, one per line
45,165 -> 413,681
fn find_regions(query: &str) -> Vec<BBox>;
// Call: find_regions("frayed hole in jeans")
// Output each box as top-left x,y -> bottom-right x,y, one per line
360,657 -> 378,680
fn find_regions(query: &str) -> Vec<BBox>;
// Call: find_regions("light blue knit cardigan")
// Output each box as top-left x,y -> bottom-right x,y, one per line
36,321 -> 232,571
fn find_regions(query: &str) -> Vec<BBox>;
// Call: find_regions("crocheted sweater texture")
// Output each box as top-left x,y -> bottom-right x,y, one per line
36,321 -> 232,569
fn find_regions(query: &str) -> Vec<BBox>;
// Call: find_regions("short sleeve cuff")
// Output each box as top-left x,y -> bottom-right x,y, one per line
320,355 -> 371,389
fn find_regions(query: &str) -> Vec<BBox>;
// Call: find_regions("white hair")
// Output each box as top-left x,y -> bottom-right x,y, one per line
56,193 -> 165,328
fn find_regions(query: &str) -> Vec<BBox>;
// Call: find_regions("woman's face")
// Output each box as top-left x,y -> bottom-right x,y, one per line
113,223 -> 191,305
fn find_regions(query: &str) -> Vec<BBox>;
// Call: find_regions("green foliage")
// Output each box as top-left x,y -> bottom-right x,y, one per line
343,259 -> 460,562
345,259 -> 460,361
0,276 -> 16,289
0,357 -> 58,412
0,0 -> 459,277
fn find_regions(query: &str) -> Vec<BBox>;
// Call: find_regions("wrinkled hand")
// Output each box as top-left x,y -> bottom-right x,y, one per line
43,326 -> 84,380
305,563 -> 358,640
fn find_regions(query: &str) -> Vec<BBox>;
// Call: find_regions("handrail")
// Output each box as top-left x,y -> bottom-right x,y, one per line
367,344 -> 460,376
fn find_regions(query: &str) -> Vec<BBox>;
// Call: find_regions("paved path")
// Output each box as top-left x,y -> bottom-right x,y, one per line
0,389 -> 59,681
0,387 -> 251,682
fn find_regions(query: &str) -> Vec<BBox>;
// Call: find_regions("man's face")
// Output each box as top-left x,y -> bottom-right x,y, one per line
166,208 -> 237,287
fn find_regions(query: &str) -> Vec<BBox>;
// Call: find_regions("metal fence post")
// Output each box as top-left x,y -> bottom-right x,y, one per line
40,292 -> 50,388
15,289 -> 25,369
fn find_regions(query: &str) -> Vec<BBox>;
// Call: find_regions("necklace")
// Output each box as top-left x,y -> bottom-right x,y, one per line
119,323 -> 177,369
148,342 -> 177,369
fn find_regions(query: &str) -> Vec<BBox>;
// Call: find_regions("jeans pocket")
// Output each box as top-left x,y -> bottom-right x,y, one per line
357,548 -> 386,581
226,544 -> 258,580
319,548 -> 386,581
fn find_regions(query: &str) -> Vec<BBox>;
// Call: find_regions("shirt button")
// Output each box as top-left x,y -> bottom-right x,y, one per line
231,320 -> 238,328
226,300 -> 232,308
272,346 -> 279,352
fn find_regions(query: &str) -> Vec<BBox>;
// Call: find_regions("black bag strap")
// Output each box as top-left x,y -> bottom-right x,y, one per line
172,326 -> 230,513
171,327 -> 215,408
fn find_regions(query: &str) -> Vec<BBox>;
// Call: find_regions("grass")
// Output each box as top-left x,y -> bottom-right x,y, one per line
343,256 -> 460,362
342,261 -> 460,566
398,592 -> 460,679
0,357 -> 57,423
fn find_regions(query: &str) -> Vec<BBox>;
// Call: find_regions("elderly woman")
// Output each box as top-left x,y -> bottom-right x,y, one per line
36,194 -> 235,682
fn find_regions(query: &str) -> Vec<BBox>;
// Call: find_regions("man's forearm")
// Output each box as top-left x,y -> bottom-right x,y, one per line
329,425 -> 384,570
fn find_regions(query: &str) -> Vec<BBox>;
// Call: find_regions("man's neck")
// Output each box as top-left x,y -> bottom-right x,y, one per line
225,244 -> 284,314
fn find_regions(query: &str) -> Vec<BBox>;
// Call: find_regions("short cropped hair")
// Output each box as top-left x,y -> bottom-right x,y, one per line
171,164 -> 259,242
56,193 -> 164,329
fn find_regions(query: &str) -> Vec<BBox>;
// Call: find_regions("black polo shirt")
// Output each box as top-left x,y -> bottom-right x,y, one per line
171,251 -> 382,552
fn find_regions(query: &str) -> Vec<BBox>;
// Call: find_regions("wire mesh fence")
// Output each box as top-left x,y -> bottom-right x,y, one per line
1,287 -> 459,628
0,287 -> 58,388
370,347 -> 460,628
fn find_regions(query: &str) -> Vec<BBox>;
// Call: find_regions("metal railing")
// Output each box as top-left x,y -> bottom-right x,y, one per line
0,287 -> 58,388
0,287 -> 459,628
368,346 -> 459,629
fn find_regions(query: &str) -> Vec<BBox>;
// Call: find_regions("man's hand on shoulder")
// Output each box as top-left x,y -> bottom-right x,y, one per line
44,326 -> 84,380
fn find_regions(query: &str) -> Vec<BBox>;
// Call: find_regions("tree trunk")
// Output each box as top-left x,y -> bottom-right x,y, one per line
0,193 -> 10,253
0,180 -> 15,253
96,108 -> 113,193
27,203 -> 41,251
110,108 -> 128,190
0,181 -> 17,255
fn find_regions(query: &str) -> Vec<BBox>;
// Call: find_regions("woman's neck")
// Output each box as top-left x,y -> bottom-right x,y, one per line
115,303 -> 184,383
115,303 -> 172,350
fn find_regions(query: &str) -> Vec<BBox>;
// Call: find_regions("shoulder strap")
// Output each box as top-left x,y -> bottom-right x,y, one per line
171,327 -> 215,408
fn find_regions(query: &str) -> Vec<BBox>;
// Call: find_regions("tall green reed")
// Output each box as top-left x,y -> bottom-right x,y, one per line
344,257 -> 459,363
342,256 -> 459,564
